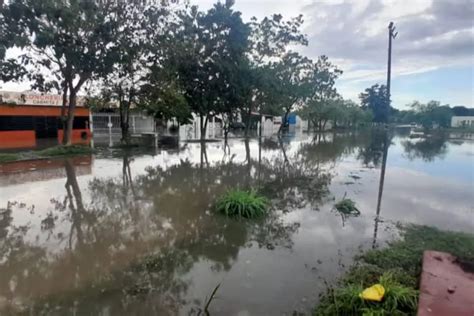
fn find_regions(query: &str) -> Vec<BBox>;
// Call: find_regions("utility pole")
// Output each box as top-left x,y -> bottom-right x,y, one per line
386,22 -> 397,106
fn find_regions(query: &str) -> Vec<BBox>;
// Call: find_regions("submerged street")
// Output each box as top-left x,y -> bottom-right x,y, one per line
1,130 -> 473,315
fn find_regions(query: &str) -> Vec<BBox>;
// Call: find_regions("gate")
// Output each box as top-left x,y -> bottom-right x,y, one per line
90,113 -> 155,136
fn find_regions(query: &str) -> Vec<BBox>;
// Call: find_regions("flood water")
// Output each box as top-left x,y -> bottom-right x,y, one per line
1,129 -> 473,315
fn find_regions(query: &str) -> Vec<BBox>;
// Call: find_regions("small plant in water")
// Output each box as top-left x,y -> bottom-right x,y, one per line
334,197 -> 360,215
216,189 -> 268,219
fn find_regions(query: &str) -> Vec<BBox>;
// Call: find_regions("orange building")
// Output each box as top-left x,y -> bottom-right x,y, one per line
0,91 -> 91,149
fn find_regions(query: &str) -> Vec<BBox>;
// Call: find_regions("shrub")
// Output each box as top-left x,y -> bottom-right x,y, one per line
216,189 -> 268,219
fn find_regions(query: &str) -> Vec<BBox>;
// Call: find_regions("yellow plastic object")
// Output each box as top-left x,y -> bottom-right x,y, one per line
359,284 -> 385,302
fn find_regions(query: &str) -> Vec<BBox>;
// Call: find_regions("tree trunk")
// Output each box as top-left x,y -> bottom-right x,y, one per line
200,115 -> 209,141
63,91 -> 77,146
60,83 -> 68,145
120,101 -> 130,145
278,109 -> 290,134
244,106 -> 252,137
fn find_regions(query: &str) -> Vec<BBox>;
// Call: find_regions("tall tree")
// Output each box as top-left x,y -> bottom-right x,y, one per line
243,14 -> 308,135
93,1 -> 169,144
359,84 -> 390,123
0,0 -> 119,145
298,55 -> 342,131
165,1 -> 250,140
408,100 -> 452,129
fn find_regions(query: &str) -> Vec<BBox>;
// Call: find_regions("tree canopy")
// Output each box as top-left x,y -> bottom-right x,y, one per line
0,0 -> 351,141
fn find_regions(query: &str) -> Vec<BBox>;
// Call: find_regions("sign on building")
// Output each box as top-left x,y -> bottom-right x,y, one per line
0,91 -> 86,107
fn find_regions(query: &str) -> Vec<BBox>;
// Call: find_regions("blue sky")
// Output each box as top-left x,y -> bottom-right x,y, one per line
339,65 -> 474,109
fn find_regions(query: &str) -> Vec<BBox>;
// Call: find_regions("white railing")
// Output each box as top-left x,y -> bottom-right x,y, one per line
91,113 -> 155,135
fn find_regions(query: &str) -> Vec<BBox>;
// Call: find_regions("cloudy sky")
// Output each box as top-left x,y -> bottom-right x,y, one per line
196,0 -> 474,108
2,0 -> 473,108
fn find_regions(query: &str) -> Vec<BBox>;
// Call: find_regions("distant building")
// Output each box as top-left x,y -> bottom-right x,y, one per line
451,116 -> 474,128
0,91 -> 91,149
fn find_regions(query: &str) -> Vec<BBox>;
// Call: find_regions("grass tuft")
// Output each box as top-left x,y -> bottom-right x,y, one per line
316,273 -> 418,316
334,198 -> 360,215
215,189 -> 268,219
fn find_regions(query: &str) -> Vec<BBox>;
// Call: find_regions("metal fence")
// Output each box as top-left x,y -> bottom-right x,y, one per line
91,113 -> 155,135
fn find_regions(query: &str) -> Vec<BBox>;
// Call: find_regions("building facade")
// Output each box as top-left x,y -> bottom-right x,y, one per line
0,91 -> 91,149
451,116 -> 474,128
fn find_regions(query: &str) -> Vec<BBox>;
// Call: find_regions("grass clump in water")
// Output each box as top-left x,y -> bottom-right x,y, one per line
314,224 -> 474,315
0,153 -> 20,163
216,189 -> 268,219
334,198 -> 360,215
37,145 -> 93,157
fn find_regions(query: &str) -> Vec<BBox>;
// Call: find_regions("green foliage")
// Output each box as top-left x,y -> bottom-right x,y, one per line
407,100 -> 452,129
0,153 -> 20,163
215,189 -> 268,219
37,145 -> 94,157
334,198 -> 360,215
360,84 -> 391,123
315,225 -> 474,315
0,0 -> 139,144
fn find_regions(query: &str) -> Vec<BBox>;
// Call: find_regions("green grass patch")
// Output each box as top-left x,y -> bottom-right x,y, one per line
216,189 -> 268,219
334,198 -> 360,215
37,145 -> 94,157
314,224 -> 474,315
0,153 -> 20,163
317,272 -> 418,316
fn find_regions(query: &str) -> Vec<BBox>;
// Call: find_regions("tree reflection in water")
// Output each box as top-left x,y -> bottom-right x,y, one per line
402,133 -> 450,162
1,138 -> 330,313
0,131 -> 424,314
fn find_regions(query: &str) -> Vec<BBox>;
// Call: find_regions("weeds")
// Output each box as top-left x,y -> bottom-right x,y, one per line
215,189 -> 268,219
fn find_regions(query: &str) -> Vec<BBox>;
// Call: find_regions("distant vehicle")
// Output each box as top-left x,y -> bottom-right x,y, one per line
230,122 -> 246,130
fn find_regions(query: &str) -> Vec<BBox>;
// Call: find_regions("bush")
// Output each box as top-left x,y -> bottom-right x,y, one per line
216,189 -> 268,219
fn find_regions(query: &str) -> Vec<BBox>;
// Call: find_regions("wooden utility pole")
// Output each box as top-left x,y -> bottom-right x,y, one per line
386,22 -> 397,105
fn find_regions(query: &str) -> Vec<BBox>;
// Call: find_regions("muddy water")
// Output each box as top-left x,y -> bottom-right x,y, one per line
0,130 -> 473,315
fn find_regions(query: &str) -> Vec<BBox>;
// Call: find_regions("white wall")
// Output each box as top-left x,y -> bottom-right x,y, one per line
451,116 -> 474,127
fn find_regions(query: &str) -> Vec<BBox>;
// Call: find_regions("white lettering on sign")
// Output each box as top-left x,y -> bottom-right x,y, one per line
0,91 -> 85,107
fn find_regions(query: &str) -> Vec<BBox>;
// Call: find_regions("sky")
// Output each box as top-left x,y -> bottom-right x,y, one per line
193,0 -> 474,109
2,0 -> 473,109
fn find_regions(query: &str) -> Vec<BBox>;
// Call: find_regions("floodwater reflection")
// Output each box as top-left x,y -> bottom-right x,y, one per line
0,130 -> 473,315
